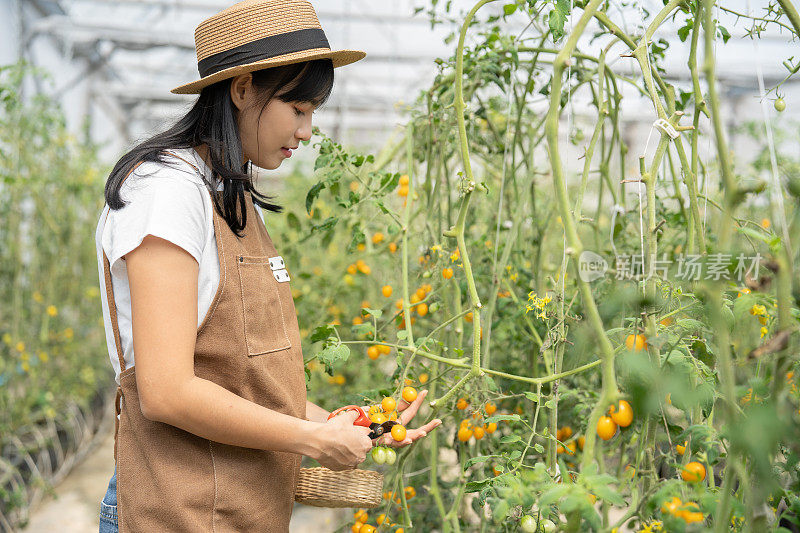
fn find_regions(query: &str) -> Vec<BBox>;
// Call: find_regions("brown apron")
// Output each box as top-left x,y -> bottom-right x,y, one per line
101,153 -> 307,532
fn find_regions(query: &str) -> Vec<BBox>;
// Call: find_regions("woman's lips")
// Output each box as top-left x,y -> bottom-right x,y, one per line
281,148 -> 292,158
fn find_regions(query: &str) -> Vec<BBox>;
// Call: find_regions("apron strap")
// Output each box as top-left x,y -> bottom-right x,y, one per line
104,149 -> 207,462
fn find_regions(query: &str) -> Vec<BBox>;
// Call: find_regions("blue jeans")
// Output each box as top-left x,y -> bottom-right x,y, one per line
99,466 -> 118,532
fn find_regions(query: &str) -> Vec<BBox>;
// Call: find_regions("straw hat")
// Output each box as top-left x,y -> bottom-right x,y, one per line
171,0 -> 366,94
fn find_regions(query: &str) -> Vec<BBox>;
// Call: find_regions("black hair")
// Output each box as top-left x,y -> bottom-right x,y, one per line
104,59 -> 334,237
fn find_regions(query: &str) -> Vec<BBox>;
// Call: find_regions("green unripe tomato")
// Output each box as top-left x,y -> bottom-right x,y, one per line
520,515 -> 537,532
428,302 -> 440,313
384,447 -> 397,465
774,98 -> 786,112
372,446 -> 387,465
541,520 -> 557,533
422,270 -> 432,278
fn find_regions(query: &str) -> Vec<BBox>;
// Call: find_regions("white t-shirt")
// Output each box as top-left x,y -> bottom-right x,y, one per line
95,148 -> 264,386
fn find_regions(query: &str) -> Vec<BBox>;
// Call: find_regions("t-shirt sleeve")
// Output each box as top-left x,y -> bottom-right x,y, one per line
102,162 -> 208,280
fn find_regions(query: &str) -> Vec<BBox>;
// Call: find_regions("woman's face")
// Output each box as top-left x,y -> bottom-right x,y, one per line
231,73 -> 316,170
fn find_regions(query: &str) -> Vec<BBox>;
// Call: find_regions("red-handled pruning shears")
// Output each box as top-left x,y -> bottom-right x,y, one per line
327,405 -> 398,440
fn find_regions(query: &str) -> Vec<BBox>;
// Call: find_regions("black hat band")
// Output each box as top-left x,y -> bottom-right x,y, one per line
197,27 -> 330,78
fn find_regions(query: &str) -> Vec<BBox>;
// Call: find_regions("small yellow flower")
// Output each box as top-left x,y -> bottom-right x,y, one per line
760,327 -> 768,338
750,304 -> 766,316
21,361 -> 31,372
47,305 -> 58,317
33,291 -> 44,303
39,351 -> 49,362
15,341 -> 25,352
450,249 -> 460,262
63,328 -> 74,340
510,272 -> 518,281
84,286 -> 100,299
2,333 -> 11,345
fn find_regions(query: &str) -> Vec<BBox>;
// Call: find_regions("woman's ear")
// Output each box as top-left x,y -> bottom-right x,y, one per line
229,73 -> 253,112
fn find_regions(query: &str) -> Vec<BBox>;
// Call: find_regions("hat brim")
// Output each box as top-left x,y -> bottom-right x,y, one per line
171,48 -> 366,95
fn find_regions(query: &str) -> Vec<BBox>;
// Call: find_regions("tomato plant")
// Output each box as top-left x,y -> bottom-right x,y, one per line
277,0 -> 800,530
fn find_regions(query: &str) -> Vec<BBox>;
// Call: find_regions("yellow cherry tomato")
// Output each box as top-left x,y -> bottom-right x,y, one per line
473,426 -> 485,440
456,398 -> 469,410
391,424 -> 407,442
458,427 -> 473,442
382,397 -> 397,413
681,461 -> 706,482
484,402 -> 497,415
402,386 -> 418,403
596,416 -> 617,441
382,285 -> 393,297
486,422 -> 497,433
625,334 -> 647,351
608,400 -> 633,428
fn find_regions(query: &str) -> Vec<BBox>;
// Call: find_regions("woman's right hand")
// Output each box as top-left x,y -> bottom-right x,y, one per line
311,410 -> 373,471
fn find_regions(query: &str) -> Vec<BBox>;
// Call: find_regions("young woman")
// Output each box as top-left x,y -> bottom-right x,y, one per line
94,1 -> 441,531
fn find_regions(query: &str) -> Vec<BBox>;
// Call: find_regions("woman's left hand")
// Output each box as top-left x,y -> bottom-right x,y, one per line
365,389 -> 442,448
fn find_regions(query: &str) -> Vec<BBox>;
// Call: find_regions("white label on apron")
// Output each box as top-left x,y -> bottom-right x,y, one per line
268,256 -> 285,270
273,269 -> 290,282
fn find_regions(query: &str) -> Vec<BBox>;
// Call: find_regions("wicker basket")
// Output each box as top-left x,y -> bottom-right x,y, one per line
294,467 -> 383,508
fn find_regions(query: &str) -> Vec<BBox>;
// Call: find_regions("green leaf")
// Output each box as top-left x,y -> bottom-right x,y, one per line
524,391 -> 540,402
677,19 -> 693,42
317,343 -> 350,368
485,413 -> 521,424
500,434 -> 521,444
534,443 -> 544,453
362,307 -> 383,319
465,455 -> 492,468
351,323 -> 374,336
305,181 -> 326,213
311,216 -> 338,233
503,3 -> 517,15
465,478 -> 495,493
718,24 -> 731,43
545,399 -> 557,409
538,484 -> 569,508
286,212 -> 301,232
548,0 -> 570,40
507,450 -> 522,461
397,330 -> 408,340
590,483 -> 625,506
313,153 -> 332,171
309,324 -> 335,343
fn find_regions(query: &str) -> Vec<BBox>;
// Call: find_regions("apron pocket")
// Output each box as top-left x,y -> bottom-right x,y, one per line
236,255 -> 292,356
